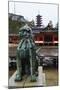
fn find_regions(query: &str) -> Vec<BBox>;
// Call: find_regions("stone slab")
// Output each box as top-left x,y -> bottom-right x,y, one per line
9,70 -> 46,88
9,71 -> 27,88
24,73 -> 45,87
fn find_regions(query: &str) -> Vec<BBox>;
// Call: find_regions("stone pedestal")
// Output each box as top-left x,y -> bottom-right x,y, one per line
37,66 -> 46,86
9,66 -> 46,88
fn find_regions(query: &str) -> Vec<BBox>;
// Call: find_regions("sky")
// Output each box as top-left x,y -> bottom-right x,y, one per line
9,1 -> 58,27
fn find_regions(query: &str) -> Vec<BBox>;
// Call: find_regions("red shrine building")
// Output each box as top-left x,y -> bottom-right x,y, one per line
9,14 -> 58,46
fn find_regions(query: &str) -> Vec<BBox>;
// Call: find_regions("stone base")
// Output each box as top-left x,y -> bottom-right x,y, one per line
9,66 -> 46,88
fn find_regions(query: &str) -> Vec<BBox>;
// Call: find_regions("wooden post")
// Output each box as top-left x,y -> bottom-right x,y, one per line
53,35 -> 54,46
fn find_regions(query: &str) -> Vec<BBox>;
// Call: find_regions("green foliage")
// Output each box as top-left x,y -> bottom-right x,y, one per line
9,19 -> 25,34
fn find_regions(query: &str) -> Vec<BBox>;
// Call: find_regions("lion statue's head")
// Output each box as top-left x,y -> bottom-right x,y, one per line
19,24 -> 33,39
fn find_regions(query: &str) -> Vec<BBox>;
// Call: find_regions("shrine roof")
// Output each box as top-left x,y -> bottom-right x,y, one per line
32,26 -> 58,33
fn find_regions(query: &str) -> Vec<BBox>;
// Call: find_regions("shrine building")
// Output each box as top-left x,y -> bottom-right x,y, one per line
9,14 -> 58,46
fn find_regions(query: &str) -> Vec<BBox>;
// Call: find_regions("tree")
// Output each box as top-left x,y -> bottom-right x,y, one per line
48,20 -> 53,28
55,22 -> 58,30
9,18 -> 25,34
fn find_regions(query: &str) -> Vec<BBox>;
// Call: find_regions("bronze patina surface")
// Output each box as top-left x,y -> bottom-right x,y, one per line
15,24 -> 38,82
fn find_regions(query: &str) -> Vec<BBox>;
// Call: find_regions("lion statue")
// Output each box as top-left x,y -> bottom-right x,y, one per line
15,24 -> 38,82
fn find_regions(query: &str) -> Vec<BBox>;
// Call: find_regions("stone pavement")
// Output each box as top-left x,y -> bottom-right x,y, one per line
9,66 -> 46,88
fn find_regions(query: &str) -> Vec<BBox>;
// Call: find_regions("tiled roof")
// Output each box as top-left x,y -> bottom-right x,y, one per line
32,27 -> 58,33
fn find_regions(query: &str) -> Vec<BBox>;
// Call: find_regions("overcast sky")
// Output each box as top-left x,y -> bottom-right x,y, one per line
9,1 -> 58,27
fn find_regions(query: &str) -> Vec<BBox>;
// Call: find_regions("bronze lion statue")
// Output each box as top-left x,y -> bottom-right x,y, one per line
15,24 -> 38,82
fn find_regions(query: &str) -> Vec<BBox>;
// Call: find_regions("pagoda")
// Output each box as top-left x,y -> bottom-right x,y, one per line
36,14 -> 42,27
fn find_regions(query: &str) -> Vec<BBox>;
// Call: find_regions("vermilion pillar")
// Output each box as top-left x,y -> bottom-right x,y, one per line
43,35 -> 44,45
53,35 -> 54,45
